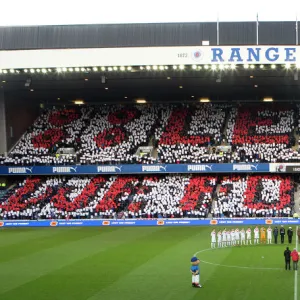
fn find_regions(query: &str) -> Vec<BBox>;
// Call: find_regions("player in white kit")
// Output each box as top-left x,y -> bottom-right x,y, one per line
254,226 -> 259,244
235,228 -> 240,245
211,229 -> 216,248
222,228 -> 227,247
217,230 -> 222,248
231,229 -> 236,246
227,229 -> 231,246
246,227 -> 252,245
240,228 -> 246,245
267,226 -> 272,244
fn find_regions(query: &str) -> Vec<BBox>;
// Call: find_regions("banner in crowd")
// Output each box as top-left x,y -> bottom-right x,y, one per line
0,46 -> 298,69
0,218 -> 299,227
0,163 -> 270,175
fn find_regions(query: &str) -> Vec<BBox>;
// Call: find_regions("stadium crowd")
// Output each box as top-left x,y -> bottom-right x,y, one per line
0,103 -> 300,165
0,175 -> 294,220
228,106 -> 300,163
78,106 -> 159,164
156,105 -> 227,163
213,175 -> 294,218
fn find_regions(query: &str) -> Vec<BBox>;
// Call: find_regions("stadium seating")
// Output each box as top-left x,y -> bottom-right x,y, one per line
156,104 -> 227,163
6,107 -> 88,165
78,105 -> 158,164
0,174 -> 294,220
227,106 -> 300,163
1,103 -> 300,165
127,175 -> 216,218
213,175 -> 294,218
0,175 -> 217,219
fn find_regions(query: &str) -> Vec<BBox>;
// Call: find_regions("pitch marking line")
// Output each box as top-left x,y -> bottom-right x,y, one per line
294,226 -> 298,300
193,248 -> 281,271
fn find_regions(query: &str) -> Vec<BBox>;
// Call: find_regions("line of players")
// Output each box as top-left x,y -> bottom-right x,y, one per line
211,226 -> 272,248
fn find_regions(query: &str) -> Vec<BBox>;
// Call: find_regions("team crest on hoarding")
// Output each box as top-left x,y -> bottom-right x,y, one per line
157,220 -> 165,225
276,164 -> 286,172
102,221 -> 110,226
192,50 -> 204,61
265,219 -> 273,225
50,221 -> 58,226
0,222 -> 4,227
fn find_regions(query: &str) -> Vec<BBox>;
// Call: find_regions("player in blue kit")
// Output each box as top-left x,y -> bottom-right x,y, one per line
190,256 -> 202,288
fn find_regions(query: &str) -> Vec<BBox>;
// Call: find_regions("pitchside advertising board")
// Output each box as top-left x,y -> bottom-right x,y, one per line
0,218 -> 299,227
269,163 -> 300,173
0,46 -> 299,69
5,163 -> 300,175
0,164 -> 270,175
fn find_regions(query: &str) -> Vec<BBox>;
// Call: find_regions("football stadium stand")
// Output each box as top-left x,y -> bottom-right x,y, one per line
213,175 -> 294,218
0,175 -> 294,220
1,103 -> 300,166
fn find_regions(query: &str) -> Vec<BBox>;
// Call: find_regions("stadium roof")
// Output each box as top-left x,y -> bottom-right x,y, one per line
1,22 -> 300,104
0,21 -> 299,50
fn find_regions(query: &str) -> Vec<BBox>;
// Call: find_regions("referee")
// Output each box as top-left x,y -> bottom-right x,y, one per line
284,247 -> 291,270
287,227 -> 293,244
280,226 -> 285,244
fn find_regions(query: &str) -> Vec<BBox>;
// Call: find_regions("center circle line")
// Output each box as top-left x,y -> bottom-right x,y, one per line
193,248 -> 282,271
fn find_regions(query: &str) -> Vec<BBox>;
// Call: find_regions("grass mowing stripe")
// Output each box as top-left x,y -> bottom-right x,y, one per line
2,227 -> 204,300
0,226 -> 296,300
0,228 -> 81,248
88,227 -> 212,300
0,227 -> 159,296
0,227 -> 120,263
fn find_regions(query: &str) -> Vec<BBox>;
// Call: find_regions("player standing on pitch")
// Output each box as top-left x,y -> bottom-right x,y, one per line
211,229 -> 216,248
246,227 -> 252,245
217,229 -> 222,248
267,226 -> 272,244
235,228 -> 240,246
254,226 -> 259,244
227,229 -> 231,247
260,227 -> 266,244
231,228 -> 236,246
240,228 -> 246,245
222,228 -> 227,247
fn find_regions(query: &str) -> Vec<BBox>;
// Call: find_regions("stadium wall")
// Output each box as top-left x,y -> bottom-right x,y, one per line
0,91 -> 7,154
0,22 -> 299,50
5,95 -> 40,151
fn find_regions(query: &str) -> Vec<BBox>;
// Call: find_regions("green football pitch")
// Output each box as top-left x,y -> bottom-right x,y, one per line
0,226 -> 298,300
